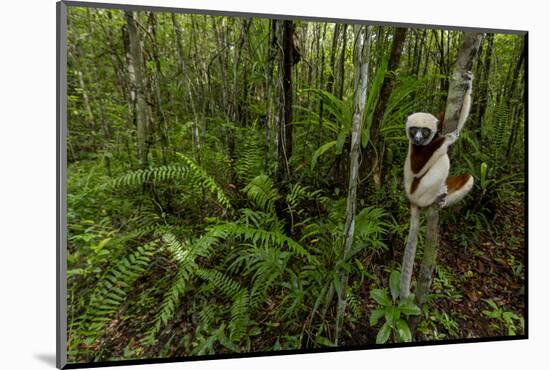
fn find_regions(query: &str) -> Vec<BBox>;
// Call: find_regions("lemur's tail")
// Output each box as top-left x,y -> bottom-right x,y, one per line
446,174 -> 474,206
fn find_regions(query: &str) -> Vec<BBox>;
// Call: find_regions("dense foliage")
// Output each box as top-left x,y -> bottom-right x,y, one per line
66,7 -> 525,363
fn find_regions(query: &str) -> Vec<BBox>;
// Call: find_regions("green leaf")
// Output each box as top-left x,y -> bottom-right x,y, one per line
335,130 -> 348,154
370,289 -> 391,306
384,306 -> 399,325
315,336 -> 335,347
483,298 -> 499,310
398,301 -> 421,316
333,274 -> 344,300
311,140 -> 336,169
396,319 -> 412,342
502,311 -> 519,322
376,322 -> 392,344
389,271 -> 400,301
369,308 -> 385,327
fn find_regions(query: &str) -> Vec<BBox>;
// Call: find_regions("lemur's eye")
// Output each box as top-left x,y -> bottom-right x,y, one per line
422,128 -> 431,136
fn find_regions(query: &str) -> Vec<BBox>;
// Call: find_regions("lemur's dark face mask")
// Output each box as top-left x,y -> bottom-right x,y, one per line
409,127 -> 433,146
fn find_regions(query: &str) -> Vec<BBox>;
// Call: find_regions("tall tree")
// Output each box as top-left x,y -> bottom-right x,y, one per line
365,27 -> 407,189
337,24 -> 348,100
335,25 -> 371,344
414,32 -> 482,308
172,13 -> 201,162
326,23 -> 340,95
124,11 -> 149,168
277,20 -> 299,181
474,34 -> 494,141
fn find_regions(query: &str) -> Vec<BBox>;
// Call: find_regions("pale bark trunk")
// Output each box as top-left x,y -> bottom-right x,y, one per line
442,32 -> 482,134
125,11 -> 149,168
414,205 -> 439,306
334,25 -> 371,344
399,205 -> 420,300
172,13 -> 201,162
413,31 -> 481,311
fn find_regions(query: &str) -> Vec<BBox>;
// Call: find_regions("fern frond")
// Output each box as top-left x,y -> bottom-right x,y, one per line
229,290 -> 251,342
178,154 -> 232,209
142,231 -> 223,344
211,223 -> 319,265
78,242 -> 157,340
243,175 -> 280,214
106,155 -> 231,210
109,165 -> 190,188
235,133 -> 264,182
196,268 -> 243,298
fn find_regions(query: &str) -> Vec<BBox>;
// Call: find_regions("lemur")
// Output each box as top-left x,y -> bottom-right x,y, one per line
403,112 -> 473,210
404,73 -> 474,211
400,72 -> 474,300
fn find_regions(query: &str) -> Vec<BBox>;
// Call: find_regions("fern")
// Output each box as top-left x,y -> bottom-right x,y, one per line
243,175 -> 280,214
229,290 -> 252,342
106,154 -> 231,210
346,288 -> 364,322
109,165 -> 190,188
196,268 -> 243,298
178,154 -> 232,209
210,223 -> 319,265
75,242 -> 157,341
142,231 -> 223,344
235,131 -> 264,182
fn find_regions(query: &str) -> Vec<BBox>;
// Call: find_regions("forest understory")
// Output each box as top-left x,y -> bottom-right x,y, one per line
65,6 -> 526,363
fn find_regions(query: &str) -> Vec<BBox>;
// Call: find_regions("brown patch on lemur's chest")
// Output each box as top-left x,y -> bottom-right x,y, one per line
410,136 -> 445,174
410,172 -> 426,194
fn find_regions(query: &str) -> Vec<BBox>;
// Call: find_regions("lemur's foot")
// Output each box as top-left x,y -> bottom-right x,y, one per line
436,185 -> 448,208
436,193 -> 448,208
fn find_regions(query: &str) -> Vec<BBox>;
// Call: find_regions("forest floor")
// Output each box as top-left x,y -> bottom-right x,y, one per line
350,198 -> 526,345
94,199 -> 526,358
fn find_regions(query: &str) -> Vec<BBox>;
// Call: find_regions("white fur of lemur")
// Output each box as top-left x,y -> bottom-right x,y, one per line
400,73 -> 474,300
403,73 -> 474,209
403,113 -> 473,208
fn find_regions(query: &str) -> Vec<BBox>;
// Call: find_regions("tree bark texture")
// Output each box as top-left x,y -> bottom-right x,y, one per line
335,25 -> 371,344
124,11 -> 149,168
367,27 -> 407,189
442,32 -> 482,135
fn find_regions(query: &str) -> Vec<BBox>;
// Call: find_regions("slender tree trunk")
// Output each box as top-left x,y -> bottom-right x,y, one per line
365,27 -> 407,190
413,32 -> 482,313
172,13 -> 201,162
414,205 -> 439,307
265,20 -> 277,171
230,19 -> 252,123
505,44 -> 525,160
148,12 -> 170,164
124,11 -> 149,168
337,24 -> 348,100
318,23 -> 328,127
334,25 -> 371,345
475,34 -> 494,142
442,32 -> 482,134
277,20 -> 297,182
326,24 -> 340,95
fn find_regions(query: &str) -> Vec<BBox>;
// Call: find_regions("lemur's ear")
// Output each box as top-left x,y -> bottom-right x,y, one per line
436,111 -> 445,132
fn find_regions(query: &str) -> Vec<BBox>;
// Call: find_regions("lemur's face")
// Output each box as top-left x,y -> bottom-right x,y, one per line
406,113 -> 438,146
408,127 -> 434,145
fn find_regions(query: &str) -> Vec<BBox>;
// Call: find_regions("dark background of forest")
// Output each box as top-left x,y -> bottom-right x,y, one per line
65,5 -> 525,364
